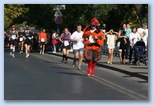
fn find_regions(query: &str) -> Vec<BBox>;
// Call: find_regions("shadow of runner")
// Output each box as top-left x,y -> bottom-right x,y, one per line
96,62 -> 148,81
57,72 -> 84,76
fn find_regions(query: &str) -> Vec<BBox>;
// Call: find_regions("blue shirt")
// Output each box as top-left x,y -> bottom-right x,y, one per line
125,28 -> 132,38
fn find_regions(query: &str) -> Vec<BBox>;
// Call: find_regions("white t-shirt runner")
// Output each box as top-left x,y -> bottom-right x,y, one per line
71,31 -> 84,50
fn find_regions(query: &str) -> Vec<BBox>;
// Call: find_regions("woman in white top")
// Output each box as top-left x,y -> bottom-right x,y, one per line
105,29 -> 118,64
129,26 -> 140,64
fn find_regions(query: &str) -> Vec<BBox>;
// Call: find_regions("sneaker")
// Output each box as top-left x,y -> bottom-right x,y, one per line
40,50 -> 42,54
12,53 -> 15,58
52,51 -> 56,53
42,51 -> 44,55
77,65 -> 81,70
26,55 -> 28,58
21,51 -> 23,54
87,74 -> 91,76
10,51 -> 12,56
27,53 -> 29,57
72,63 -> 76,68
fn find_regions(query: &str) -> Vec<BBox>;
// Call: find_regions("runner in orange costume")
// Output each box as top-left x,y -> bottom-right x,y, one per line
83,18 -> 105,76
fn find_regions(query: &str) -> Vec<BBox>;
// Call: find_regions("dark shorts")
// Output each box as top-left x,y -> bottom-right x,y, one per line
63,45 -> 70,50
10,39 -> 17,46
40,42 -> 45,45
24,39 -> 32,45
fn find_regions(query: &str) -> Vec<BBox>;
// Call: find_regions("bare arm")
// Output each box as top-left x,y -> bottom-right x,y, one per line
59,33 -> 63,43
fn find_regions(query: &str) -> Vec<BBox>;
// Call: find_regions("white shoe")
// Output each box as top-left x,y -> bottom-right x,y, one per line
42,51 -> 44,55
87,74 -> 91,76
40,50 -> 42,54
52,51 -> 56,53
27,53 -> 29,57
12,53 -> 15,58
77,65 -> 81,70
10,52 -> 12,56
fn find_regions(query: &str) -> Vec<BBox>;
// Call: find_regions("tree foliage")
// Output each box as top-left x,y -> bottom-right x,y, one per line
4,4 -> 148,33
4,4 -> 29,30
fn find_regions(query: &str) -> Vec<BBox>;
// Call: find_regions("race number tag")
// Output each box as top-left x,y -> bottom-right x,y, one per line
12,35 -> 16,39
41,38 -> 45,42
89,35 -> 95,43
64,41 -> 69,46
19,38 -> 23,41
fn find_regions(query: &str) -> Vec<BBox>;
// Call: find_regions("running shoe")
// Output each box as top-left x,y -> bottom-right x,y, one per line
77,65 -> 81,70
40,50 -> 42,54
10,51 -> 12,56
12,53 -> 15,58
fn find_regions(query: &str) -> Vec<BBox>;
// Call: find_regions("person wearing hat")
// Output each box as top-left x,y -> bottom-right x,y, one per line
8,25 -> 19,57
83,18 -> 105,76
24,27 -> 33,58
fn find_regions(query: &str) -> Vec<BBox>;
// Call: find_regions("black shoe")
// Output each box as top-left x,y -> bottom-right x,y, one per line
61,59 -> 64,63
65,61 -> 67,64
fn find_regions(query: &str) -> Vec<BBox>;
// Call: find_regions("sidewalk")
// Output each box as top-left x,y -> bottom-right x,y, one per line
47,51 -> 148,81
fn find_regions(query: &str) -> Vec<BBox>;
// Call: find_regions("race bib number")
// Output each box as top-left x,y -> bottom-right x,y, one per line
41,38 -> 45,42
19,38 -> 23,41
89,35 -> 95,43
64,41 -> 69,46
12,35 -> 16,39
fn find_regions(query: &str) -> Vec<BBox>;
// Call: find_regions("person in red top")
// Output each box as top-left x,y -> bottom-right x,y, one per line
83,18 -> 105,76
39,29 -> 47,55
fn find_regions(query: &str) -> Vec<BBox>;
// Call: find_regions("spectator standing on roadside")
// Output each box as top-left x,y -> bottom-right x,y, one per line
137,22 -> 148,56
105,29 -> 118,64
129,26 -> 140,64
117,23 -> 127,64
52,30 -> 58,53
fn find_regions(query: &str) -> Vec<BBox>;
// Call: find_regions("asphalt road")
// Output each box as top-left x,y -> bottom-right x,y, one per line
4,48 -> 148,100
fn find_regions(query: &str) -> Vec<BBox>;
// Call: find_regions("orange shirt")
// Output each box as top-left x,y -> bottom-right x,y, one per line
39,32 -> 47,42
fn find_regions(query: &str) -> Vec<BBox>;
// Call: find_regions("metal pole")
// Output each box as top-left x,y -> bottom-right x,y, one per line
57,24 -> 60,34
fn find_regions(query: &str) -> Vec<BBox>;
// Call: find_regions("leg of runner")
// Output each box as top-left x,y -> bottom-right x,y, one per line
40,44 -> 42,54
25,44 -> 28,58
65,49 -> 70,64
42,44 -> 45,54
62,48 -> 66,63
10,45 -> 13,56
77,50 -> 83,70
21,42 -> 24,54
72,50 -> 78,68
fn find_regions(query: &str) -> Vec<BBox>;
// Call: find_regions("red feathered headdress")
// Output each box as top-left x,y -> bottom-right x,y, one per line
91,17 -> 99,26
